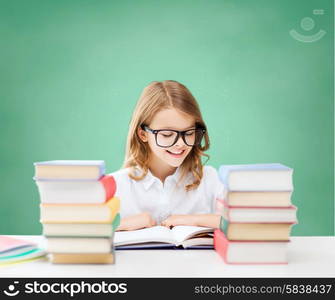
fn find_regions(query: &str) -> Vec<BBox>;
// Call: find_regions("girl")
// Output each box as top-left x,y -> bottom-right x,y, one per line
111,80 -> 225,231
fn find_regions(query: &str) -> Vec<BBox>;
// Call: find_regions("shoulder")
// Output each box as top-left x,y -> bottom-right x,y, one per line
202,165 -> 219,179
201,165 -> 225,197
108,168 -> 134,199
108,167 -> 132,183
197,165 -> 220,188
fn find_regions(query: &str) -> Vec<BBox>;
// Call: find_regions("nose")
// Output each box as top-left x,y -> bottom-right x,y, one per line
174,134 -> 186,147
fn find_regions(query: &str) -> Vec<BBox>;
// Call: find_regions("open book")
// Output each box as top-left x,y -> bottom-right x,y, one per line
114,226 -> 214,249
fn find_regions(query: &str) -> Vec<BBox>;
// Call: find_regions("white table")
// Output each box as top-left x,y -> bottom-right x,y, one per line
1,236 -> 334,278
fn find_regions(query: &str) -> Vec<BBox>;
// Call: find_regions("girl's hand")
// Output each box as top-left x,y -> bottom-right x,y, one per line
161,215 -> 197,228
116,212 -> 156,231
161,214 -> 221,228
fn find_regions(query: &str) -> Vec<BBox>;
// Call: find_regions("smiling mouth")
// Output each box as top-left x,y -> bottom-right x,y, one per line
166,150 -> 185,156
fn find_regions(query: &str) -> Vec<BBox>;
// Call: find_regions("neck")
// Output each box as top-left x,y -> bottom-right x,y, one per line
148,155 -> 177,183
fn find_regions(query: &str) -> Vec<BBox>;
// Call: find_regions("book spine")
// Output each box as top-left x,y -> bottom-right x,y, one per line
219,217 -> 229,235
214,229 -> 229,263
223,202 -> 297,210
99,162 -> 106,178
112,213 -> 121,231
105,197 -> 121,223
218,166 -> 230,188
100,175 -> 116,201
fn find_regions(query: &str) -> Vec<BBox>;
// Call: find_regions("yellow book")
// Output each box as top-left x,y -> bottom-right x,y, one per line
221,222 -> 292,241
224,191 -> 292,207
40,197 -> 120,224
50,253 -> 114,264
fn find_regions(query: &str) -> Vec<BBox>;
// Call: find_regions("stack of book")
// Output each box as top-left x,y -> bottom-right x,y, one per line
0,236 -> 46,266
214,163 -> 297,264
34,160 -> 120,264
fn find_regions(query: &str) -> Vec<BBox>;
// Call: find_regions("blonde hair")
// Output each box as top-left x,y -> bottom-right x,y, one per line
122,80 -> 210,191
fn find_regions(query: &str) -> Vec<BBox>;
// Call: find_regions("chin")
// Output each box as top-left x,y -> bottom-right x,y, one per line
165,158 -> 185,168
168,162 -> 182,168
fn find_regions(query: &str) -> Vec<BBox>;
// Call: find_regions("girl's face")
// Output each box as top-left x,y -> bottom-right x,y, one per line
139,108 -> 195,168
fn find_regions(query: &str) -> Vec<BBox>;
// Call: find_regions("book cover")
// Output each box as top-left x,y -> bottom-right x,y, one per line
34,160 -> 105,181
218,163 -> 293,191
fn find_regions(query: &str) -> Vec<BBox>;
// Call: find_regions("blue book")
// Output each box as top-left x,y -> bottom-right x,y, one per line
34,160 -> 105,181
218,163 -> 293,191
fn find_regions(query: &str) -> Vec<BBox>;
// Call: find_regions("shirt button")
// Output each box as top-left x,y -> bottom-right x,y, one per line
159,211 -> 169,220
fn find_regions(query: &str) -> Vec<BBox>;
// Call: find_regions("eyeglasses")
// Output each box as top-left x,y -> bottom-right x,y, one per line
140,124 -> 206,148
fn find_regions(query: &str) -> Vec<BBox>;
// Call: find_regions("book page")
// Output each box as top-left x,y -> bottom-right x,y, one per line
180,237 -> 214,249
171,226 -> 214,246
114,226 -> 174,246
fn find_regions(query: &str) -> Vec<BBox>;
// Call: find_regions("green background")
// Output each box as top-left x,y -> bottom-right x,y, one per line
0,0 -> 333,235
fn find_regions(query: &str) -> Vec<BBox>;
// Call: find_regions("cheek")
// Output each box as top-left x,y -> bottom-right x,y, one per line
184,147 -> 193,157
147,138 -> 165,155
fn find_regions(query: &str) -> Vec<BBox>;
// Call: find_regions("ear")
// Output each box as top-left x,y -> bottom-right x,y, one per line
137,127 -> 148,142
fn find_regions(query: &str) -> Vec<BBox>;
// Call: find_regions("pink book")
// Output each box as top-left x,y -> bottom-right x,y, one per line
214,229 -> 289,264
0,236 -> 36,255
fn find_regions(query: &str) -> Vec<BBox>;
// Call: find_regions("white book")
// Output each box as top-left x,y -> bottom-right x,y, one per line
214,230 -> 289,264
47,238 -> 112,253
114,226 -> 214,249
226,241 -> 288,264
36,180 -> 106,204
42,215 -> 120,237
34,160 -> 105,180
223,206 -> 298,223
35,175 -> 115,204
219,163 -> 293,191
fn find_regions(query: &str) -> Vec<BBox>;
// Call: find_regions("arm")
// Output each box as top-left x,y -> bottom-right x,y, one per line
161,214 -> 221,229
116,212 -> 156,231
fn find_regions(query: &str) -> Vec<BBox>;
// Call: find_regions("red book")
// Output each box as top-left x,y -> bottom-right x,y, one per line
214,229 -> 289,264
35,175 -> 116,204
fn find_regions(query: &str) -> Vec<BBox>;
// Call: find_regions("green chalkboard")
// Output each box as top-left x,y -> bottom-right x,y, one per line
0,0 -> 333,235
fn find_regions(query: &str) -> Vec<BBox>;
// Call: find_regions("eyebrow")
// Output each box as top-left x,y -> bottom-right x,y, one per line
157,126 -> 196,131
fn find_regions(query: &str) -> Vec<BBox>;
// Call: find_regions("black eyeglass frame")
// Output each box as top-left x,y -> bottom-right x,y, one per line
140,124 -> 206,148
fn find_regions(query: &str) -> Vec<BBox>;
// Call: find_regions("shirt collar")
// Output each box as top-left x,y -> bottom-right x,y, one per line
141,166 -> 183,191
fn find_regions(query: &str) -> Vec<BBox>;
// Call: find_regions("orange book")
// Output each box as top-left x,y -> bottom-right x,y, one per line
40,197 -> 120,224
50,253 -> 115,264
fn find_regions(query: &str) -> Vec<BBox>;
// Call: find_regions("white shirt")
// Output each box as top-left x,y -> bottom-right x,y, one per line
109,165 -> 225,224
